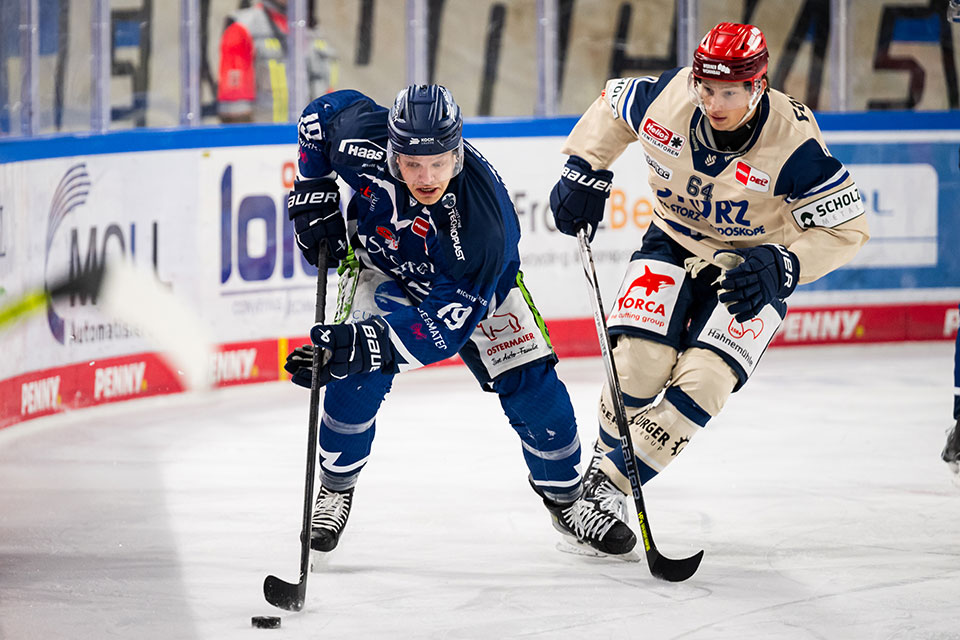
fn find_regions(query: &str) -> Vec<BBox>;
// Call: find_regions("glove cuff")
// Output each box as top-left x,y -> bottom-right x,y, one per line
764,244 -> 800,298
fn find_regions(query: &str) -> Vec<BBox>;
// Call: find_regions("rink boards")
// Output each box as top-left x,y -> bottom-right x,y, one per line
0,113 -> 958,428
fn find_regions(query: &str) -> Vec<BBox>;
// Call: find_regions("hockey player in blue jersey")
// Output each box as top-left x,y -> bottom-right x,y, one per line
549,23 -> 869,517
283,84 -> 635,558
943,303 -> 960,476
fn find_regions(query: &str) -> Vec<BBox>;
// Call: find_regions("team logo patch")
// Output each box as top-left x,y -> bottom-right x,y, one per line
641,118 -> 685,157
607,260 -> 685,336
644,153 -> 672,180
412,216 -> 430,239
442,193 -> 456,209
698,304 -> 782,376
734,161 -> 771,192
791,184 -> 865,229
337,138 -> 386,162
603,78 -> 631,120
376,226 -> 399,250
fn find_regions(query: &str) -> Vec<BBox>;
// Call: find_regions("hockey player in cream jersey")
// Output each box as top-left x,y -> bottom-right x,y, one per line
549,22 -> 869,521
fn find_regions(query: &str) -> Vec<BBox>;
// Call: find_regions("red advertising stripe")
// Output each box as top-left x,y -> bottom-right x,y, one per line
3,302 -> 957,430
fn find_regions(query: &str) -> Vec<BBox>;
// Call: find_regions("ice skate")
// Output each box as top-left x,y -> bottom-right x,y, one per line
942,419 -> 960,476
531,476 -> 636,557
583,440 -> 630,523
309,485 -> 354,569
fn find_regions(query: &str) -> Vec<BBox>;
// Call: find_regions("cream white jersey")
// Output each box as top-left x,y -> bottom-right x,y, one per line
563,67 -> 869,284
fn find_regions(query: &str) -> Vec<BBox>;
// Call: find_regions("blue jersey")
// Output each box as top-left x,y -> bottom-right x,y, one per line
296,90 -> 522,369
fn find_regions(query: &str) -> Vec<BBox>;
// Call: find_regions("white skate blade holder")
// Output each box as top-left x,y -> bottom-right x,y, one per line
555,538 -> 641,562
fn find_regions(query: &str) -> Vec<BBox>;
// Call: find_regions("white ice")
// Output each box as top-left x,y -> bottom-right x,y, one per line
1,342 -> 958,639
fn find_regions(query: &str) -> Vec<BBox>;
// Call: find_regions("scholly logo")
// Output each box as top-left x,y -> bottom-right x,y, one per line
45,163 -> 91,343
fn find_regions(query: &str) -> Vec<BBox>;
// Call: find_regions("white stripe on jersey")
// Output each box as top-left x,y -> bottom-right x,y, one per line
388,329 -> 424,373
521,436 -> 581,461
787,166 -> 849,203
954,386 -> 960,396
533,477 -> 582,489
318,444 -> 369,473
322,412 -> 376,434
621,76 -> 656,132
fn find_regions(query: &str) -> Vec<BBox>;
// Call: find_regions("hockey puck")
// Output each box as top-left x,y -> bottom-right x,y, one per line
251,616 -> 281,629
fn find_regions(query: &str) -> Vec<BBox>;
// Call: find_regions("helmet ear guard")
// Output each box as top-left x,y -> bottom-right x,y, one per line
387,84 -> 464,182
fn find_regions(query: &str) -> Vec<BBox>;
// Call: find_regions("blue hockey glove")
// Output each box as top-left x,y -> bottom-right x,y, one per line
303,318 -> 393,387
716,244 -> 800,322
549,155 -> 613,241
287,178 -> 347,268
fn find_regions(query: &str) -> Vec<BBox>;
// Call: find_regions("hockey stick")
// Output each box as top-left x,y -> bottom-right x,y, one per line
263,246 -> 328,611
576,228 -> 703,582
0,265 -> 106,329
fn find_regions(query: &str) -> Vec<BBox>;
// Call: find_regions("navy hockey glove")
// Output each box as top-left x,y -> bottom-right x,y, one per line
283,343 -> 316,389
287,178 -> 347,268
549,155 -> 613,241
716,244 -> 800,322
305,317 -> 394,387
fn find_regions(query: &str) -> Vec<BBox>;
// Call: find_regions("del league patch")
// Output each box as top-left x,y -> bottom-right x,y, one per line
641,118 -> 685,158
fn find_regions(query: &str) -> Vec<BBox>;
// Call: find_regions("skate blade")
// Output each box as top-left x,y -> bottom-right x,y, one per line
555,539 -> 641,562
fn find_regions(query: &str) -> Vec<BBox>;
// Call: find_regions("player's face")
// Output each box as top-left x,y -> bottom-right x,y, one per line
397,152 -> 457,205
695,79 -> 756,131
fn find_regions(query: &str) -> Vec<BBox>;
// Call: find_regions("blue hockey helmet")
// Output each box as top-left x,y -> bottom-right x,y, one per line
386,84 -> 464,182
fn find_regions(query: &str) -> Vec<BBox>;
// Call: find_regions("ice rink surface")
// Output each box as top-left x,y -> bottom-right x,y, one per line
1,342 -> 958,639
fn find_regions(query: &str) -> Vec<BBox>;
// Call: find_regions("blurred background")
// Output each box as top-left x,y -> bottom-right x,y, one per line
2,0 -> 959,136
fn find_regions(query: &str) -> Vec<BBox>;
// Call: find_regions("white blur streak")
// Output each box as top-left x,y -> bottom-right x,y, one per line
99,259 -> 213,391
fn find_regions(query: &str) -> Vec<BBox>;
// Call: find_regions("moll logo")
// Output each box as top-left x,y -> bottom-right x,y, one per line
44,163 -> 164,344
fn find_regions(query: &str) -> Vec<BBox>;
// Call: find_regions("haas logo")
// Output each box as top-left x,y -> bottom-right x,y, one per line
728,317 -> 764,339
481,312 -> 522,340
617,266 -> 675,309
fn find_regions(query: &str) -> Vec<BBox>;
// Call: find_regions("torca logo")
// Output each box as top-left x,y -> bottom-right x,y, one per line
618,266 -> 675,304
617,266 -> 675,314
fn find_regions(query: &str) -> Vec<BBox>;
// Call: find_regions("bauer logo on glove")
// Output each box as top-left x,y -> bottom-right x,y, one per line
715,244 -> 800,322
286,318 -> 395,388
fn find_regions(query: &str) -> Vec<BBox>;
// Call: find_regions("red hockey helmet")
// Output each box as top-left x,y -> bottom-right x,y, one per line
692,22 -> 768,83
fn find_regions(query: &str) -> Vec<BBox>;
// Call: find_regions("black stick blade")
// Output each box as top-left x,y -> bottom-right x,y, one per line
649,549 -> 704,583
263,574 -> 305,611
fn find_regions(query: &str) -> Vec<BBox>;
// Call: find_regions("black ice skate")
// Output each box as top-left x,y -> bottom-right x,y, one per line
942,419 -> 960,475
530,476 -> 636,556
310,485 -> 354,553
583,440 -> 629,522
